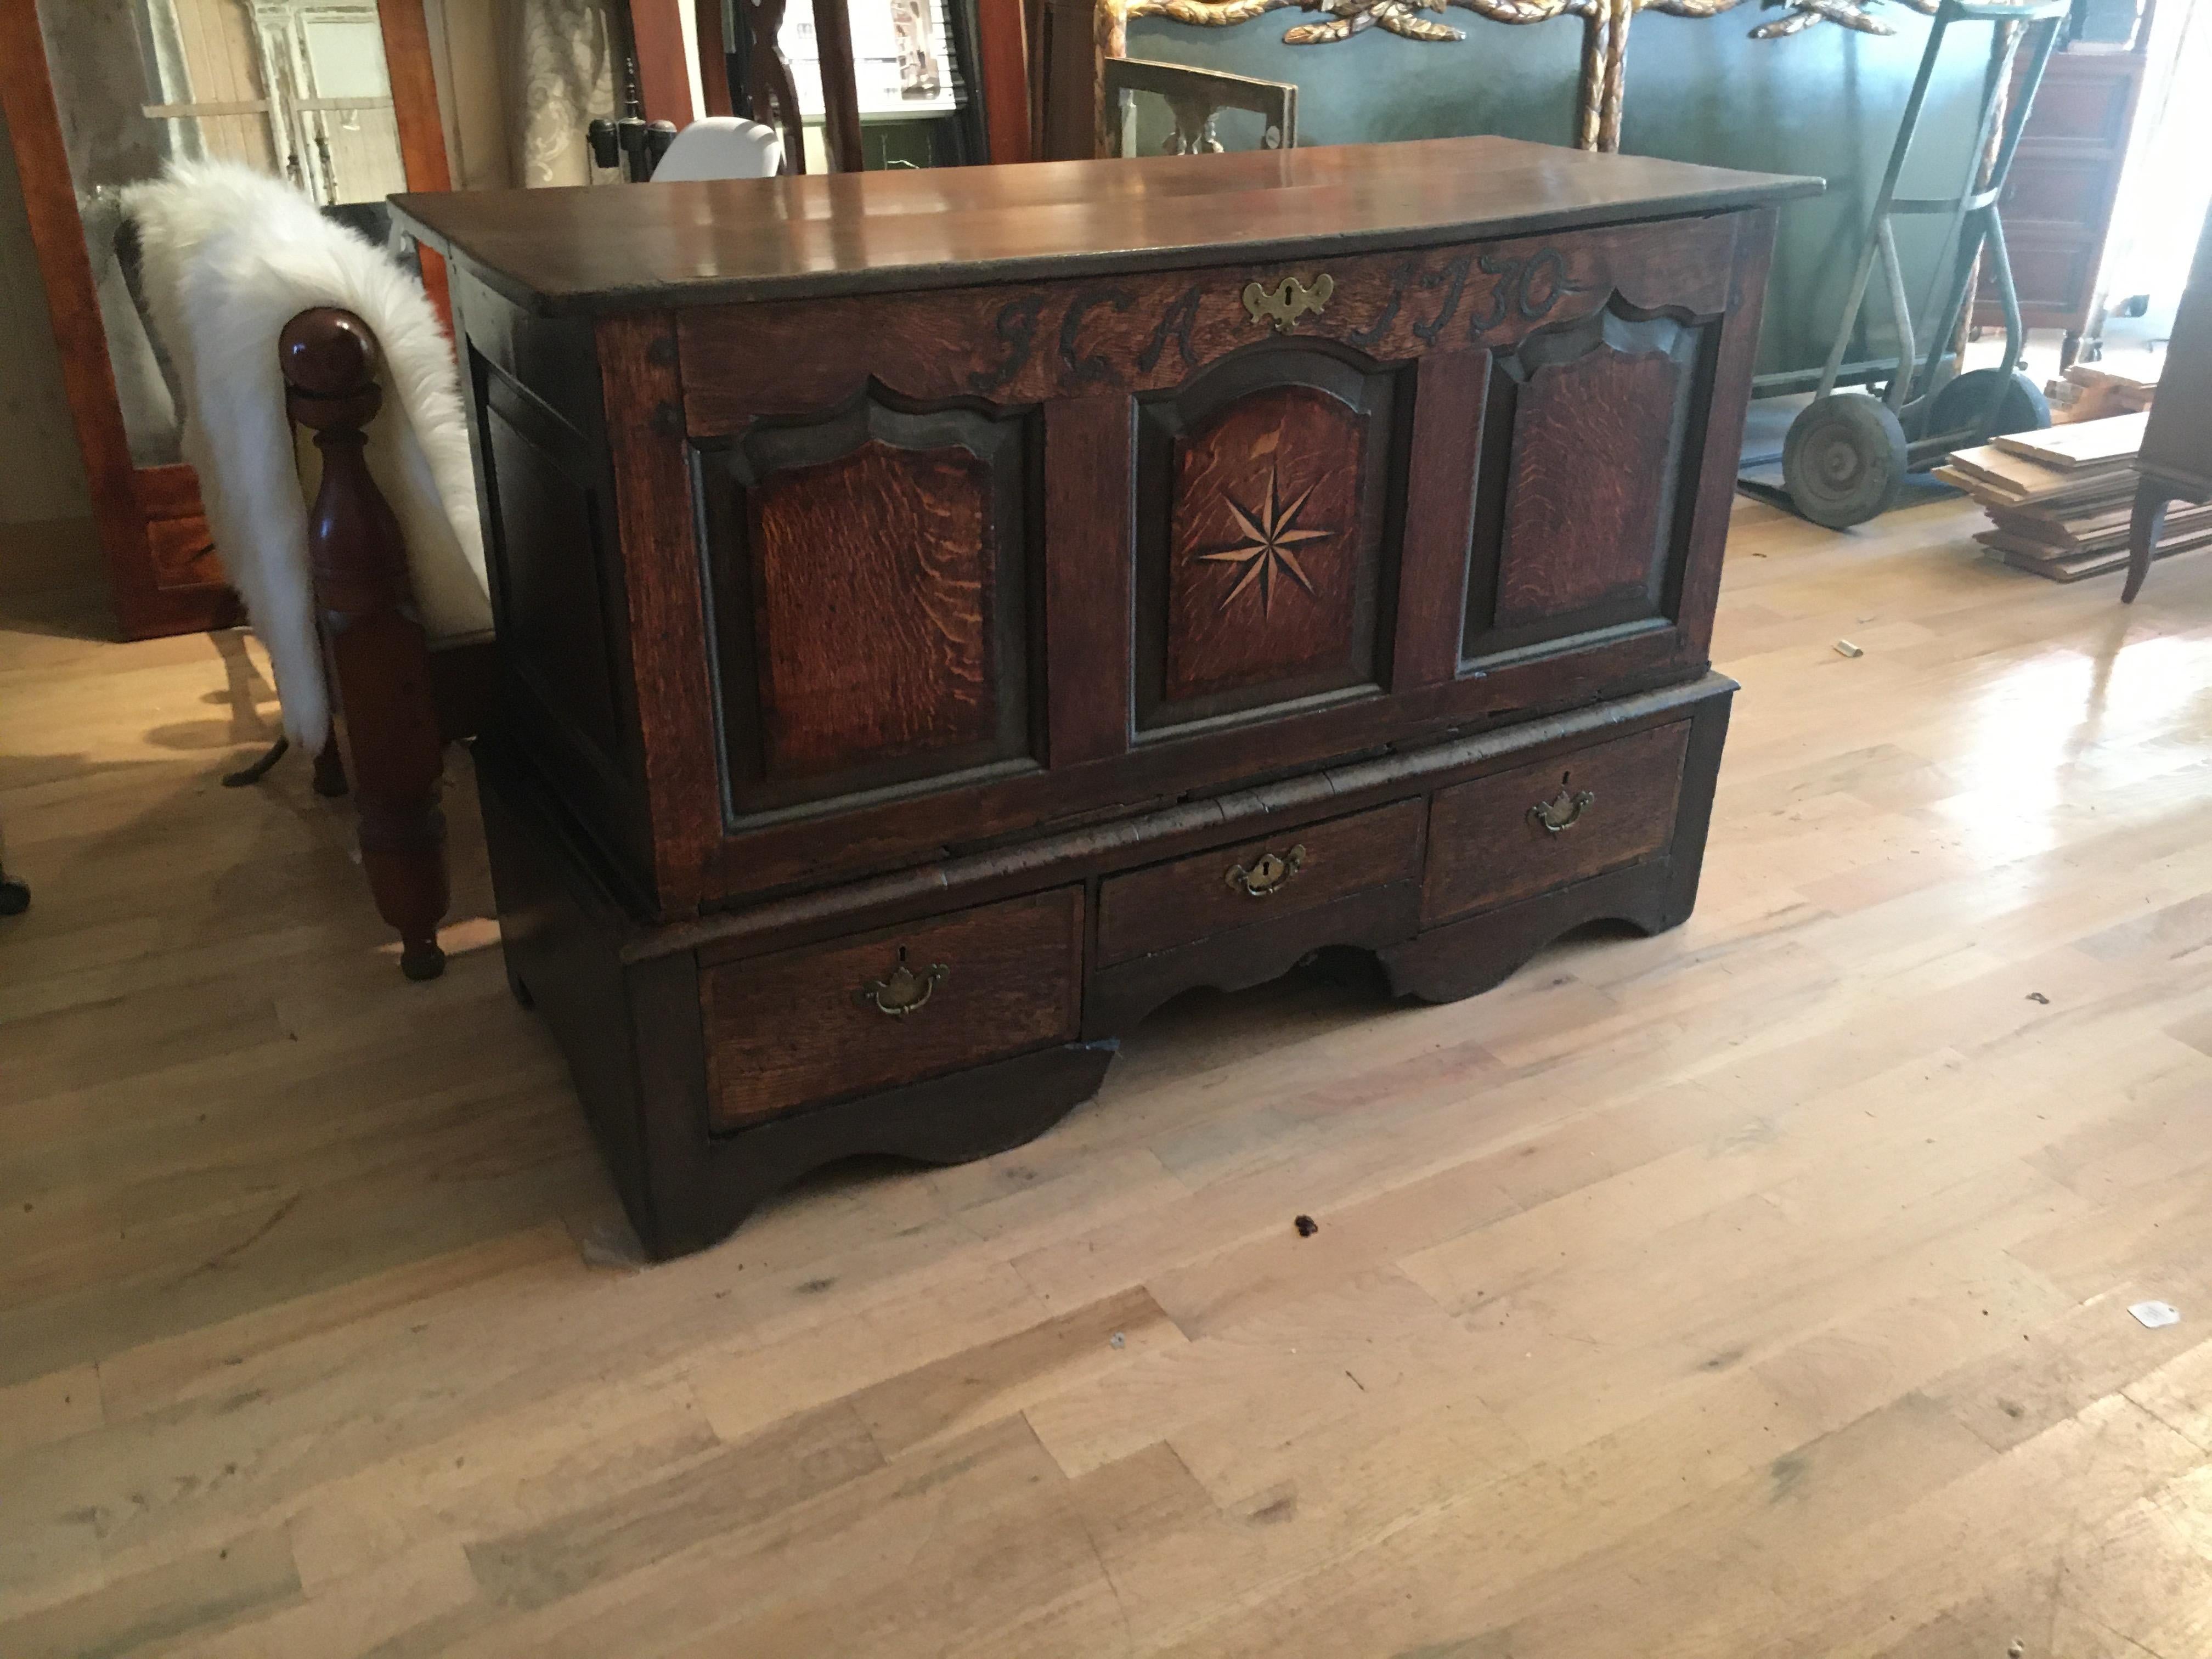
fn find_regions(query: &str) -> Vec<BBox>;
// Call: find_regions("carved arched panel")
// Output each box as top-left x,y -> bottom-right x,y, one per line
1462,307 -> 1711,666
1135,349 -> 1403,733
696,395 -> 1040,819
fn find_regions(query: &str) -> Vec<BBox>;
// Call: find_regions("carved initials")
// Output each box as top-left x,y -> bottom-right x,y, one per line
1139,285 -> 1205,375
968,294 -> 1046,394
1060,286 -> 1135,385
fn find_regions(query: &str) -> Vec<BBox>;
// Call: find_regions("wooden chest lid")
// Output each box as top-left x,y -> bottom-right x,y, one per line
392,136 -> 1819,317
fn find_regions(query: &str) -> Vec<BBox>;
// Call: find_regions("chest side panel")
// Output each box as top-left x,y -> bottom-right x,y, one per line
457,269 -> 654,889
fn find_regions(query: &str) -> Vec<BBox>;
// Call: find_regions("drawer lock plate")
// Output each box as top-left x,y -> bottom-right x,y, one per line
1226,844 -> 1306,898
1242,273 -> 1334,333
1530,781 -> 1596,835
856,947 -> 951,1017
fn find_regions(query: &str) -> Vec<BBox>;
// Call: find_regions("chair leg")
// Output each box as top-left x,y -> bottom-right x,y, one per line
2123,478 -> 2170,605
221,734 -> 291,788
312,735 -> 349,798
283,307 -> 449,981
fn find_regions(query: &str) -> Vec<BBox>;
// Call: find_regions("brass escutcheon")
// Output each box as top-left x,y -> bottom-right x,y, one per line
1226,844 -> 1306,897
1530,778 -> 1595,835
855,946 -> 950,1017
1242,273 -> 1334,333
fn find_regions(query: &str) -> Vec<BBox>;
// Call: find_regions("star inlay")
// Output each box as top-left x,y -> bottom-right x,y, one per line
1196,464 -> 1335,616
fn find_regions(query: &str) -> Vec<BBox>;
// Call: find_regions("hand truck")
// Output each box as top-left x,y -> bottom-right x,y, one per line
1779,0 -> 2070,528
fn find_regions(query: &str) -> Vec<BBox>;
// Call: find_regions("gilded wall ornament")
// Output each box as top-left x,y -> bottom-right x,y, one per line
1107,0 -> 1940,152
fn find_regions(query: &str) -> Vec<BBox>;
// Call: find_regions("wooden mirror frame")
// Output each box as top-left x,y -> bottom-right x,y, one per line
0,0 -> 453,639
685,0 -> 1032,173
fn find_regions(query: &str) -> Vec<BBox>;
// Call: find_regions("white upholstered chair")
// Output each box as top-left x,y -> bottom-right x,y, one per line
651,117 -> 783,182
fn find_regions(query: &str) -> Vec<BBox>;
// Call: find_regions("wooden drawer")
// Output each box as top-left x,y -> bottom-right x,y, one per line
1097,798 -> 1425,966
1422,721 -> 1690,926
702,889 -> 1084,1129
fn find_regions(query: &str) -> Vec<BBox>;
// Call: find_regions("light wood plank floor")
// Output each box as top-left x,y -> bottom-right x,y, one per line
8,498 -> 2212,1657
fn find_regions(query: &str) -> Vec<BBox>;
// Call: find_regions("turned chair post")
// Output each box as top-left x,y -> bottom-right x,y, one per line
280,307 -> 450,981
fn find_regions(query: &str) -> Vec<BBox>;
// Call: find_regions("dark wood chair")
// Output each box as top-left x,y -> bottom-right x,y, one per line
279,309 -> 471,981
708,0 -> 867,172
114,212 -> 486,979
1101,58 -> 1296,157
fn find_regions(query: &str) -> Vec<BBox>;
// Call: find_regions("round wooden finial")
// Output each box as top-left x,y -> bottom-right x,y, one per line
280,308 -> 381,399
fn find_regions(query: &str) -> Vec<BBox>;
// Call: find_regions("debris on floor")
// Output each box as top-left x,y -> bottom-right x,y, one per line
2129,1301 -> 2181,1329
2027,991 -> 2050,1005
1294,1215 -> 1319,1238
1833,640 -> 1865,658
1109,1330 -> 1126,1349
576,1217 -> 648,1272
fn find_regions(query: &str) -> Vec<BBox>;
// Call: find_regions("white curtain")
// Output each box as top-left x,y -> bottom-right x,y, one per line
500,0 -> 621,188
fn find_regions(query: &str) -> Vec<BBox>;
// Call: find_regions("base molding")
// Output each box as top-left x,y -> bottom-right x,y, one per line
478,674 -> 1733,1261
1381,855 -> 1689,1004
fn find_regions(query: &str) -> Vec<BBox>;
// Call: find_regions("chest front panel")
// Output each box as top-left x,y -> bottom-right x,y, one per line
1138,351 -> 1403,732
693,397 -> 1040,820
1463,307 -> 1712,667
526,207 -> 1771,912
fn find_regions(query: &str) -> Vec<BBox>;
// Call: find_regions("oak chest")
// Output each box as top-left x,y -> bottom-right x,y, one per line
397,138 -> 1816,1258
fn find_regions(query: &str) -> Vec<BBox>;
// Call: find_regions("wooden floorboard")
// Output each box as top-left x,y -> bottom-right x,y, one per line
7,501 -> 2212,1654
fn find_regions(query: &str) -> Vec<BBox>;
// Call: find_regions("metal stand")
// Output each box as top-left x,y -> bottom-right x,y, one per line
1758,0 -> 2069,528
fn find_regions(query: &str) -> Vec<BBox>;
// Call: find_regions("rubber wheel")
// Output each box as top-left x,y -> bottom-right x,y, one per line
0,878 -> 27,917
1926,367 -> 2050,444
1783,394 -> 1908,529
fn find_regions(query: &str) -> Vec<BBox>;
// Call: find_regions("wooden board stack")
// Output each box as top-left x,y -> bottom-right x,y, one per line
1937,412 -> 2212,583
2044,362 -> 2158,424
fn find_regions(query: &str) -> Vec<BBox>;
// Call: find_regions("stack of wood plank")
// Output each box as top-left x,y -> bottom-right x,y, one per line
2044,363 -> 2158,424
1937,413 -> 2212,582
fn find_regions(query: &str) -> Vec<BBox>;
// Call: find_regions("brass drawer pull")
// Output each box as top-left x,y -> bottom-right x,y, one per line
1226,844 -> 1305,898
1530,780 -> 1595,835
855,946 -> 950,1018
1242,273 -> 1334,333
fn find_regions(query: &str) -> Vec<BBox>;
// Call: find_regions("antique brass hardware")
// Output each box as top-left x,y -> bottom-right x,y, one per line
1226,844 -> 1306,897
855,946 -> 950,1017
1241,273 -> 1334,332
1530,780 -> 1596,834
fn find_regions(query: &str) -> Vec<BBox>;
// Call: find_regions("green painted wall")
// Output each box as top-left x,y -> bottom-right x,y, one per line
1124,8 -> 1993,379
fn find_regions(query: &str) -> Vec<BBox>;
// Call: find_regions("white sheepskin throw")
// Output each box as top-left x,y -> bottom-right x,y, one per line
121,161 -> 491,752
